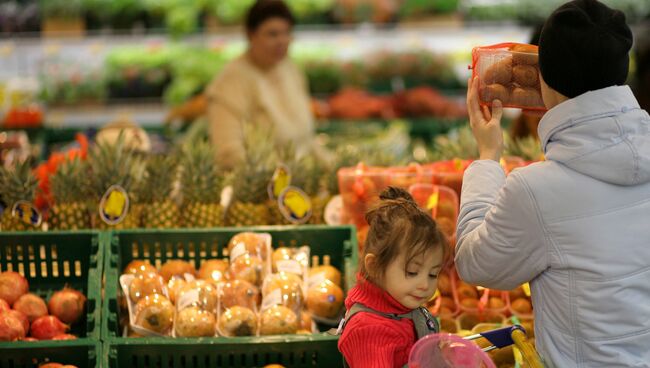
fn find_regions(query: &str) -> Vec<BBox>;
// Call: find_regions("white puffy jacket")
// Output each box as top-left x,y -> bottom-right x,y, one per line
455,86 -> 650,367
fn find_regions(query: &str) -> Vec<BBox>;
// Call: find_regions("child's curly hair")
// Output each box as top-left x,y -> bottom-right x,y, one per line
360,186 -> 450,282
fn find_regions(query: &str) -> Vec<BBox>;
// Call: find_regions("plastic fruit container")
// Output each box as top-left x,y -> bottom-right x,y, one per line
428,159 -> 473,198
409,333 -> 496,368
408,183 -> 459,244
452,269 -> 509,318
471,43 -> 546,111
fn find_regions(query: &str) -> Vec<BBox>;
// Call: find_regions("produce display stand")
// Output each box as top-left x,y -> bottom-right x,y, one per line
0,231 -> 104,365
102,226 -> 357,368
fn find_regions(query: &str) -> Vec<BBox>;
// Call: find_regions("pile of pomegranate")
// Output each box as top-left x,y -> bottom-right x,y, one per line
0,271 -> 86,342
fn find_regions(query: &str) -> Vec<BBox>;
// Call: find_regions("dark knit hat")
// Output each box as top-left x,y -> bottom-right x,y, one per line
539,0 -> 633,98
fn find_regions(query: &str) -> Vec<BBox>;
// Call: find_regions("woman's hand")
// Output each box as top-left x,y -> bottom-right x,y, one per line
466,77 -> 504,162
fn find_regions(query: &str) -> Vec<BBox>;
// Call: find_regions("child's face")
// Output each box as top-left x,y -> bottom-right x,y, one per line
381,246 -> 444,310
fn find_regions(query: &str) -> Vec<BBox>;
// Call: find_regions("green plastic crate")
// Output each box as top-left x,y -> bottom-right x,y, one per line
0,231 -> 103,348
103,226 -> 357,368
0,340 -> 101,368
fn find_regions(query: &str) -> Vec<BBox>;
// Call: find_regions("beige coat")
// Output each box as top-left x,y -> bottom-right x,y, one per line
205,55 -> 314,170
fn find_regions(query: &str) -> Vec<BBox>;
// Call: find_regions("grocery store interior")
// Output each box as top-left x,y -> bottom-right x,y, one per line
0,0 -> 649,367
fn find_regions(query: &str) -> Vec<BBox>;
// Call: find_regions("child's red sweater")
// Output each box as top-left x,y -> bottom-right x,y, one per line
338,277 -> 416,368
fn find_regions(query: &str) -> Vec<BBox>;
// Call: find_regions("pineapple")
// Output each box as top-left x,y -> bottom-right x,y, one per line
429,126 -> 479,161
87,134 -> 143,229
180,141 -> 224,228
227,127 -> 274,227
0,159 -> 40,231
505,135 -> 545,162
138,154 -> 181,229
49,157 -> 91,230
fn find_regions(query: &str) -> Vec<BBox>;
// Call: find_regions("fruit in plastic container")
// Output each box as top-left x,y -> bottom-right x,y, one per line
52,333 -> 77,340
306,280 -> 344,319
177,280 -> 219,312
509,287 -> 526,300
0,312 -> 26,341
511,87 -> 543,107
480,84 -> 510,104
456,283 -> 478,300
13,293 -> 48,323
440,296 -> 455,311
167,277 -> 188,305
30,316 -> 69,340
437,274 -> 452,296
511,44 -> 539,65
440,317 -> 457,333
436,217 -> 455,238
198,259 -> 229,283
260,305 -> 298,335
487,297 -> 505,310
511,298 -> 532,315
230,254 -> 264,286
3,310 -> 28,333
300,312 -> 313,331
460,298 -> 479,310
228,232 -> 269,259
263,272 -> 302,296
0,271 -> 29,305
123,261 -> 157,276
309,265 -> 342,287
0,299 -> 10,313
129,272 -> 166,303
483,57 -> 512,85
220,279 -> 260,310
272,247 -> 292,266
263,273 -> 304,311
175,307 -> 216,337
218,306 -> 257,337
513,65 -> 539,87
458,313 -> 480,331
48,287 -> 86,324
134,294 -> 174,334
159,260 -> 196,283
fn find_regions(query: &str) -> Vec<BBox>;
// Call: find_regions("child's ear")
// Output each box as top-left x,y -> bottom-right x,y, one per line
364,253 -> 377,274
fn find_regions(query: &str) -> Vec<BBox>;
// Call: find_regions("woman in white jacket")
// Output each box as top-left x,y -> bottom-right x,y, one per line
456,0 -> 650,367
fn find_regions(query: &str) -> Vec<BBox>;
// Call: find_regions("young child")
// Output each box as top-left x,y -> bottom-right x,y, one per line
338,186 -> 449,368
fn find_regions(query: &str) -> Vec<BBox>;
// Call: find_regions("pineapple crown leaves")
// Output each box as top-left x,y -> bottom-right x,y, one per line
429,125 -> 479,161
292,154 -> 325,196
180,141 -> 223,204
49,156 -> 90,204
87,133 -> 143,200
136,154 -> 180,204
0,158 -> 39,206
230,124 -> 276,203
504,135 -> 544,162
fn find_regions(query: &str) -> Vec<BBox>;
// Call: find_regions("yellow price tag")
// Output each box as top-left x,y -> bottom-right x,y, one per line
522,283 -> 531,297
99,185 -> 130,225
279,186 -> 312,224
268,164 -> 291,200
426,189 -> 439,210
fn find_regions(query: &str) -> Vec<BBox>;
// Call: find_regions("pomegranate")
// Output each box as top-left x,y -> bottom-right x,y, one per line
30,316 -> 69,340
13,293 -> 48,322
0,298 -> 9,313
52,333 -> 77,340
0,312 -> 26,341
23,337 -> 38,341
0,271 -> 29,305
4,310 -> 29,333
48,288 -> 87,324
